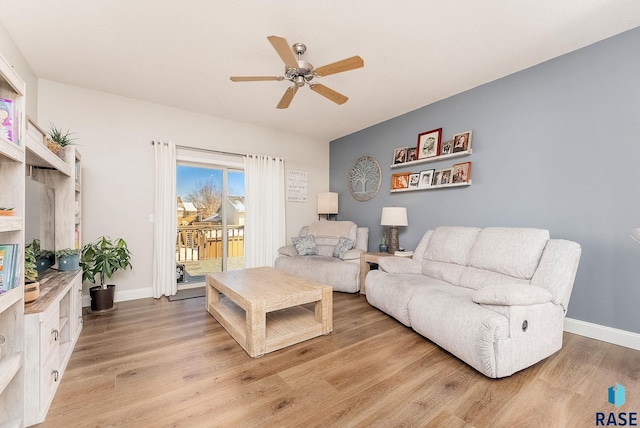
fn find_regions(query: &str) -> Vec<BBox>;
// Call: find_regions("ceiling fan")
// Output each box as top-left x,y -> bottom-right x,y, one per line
230,35 -> 364,109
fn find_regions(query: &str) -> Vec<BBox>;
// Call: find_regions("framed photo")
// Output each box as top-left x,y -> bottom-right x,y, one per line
393,147 -> 408,164
417,128 -> 442,159
440,139 -> 454,155
452,131 -> 472,153
391,172 -> 410,190
432,168 -> 452,186
408,173 -> 420,189
418,169 -> 435,188
452,162 -> 472,183
406,147 -> 417,162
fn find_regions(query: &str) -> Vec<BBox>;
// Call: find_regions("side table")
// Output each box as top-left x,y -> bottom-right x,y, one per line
359,252 -> 394,295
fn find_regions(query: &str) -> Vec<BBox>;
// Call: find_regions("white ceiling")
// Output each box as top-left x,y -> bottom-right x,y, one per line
1,1 -> 639,142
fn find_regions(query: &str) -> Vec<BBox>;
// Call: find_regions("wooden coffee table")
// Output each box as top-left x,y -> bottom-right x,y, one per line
205,267 -> 333,357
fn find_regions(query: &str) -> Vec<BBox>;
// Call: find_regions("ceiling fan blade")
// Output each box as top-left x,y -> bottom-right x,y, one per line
315,56 -> 364,77
277,86 -> 298,109
310,84 -> 348,105
268,35 -> 298,69
230,76 -> 284,82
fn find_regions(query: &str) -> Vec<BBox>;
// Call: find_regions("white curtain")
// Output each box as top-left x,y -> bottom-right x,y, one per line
152,141 -> 177,298
243,154 -> 286,267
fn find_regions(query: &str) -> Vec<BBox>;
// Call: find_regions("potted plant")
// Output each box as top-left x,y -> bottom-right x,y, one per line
0,206 -> 14,216
80,236 -> 132,313
27,239 -> 55,274
24,245 -> 40,303
55,248 -> 81,271
46,123 -> 76,157
379,233 -> 388,253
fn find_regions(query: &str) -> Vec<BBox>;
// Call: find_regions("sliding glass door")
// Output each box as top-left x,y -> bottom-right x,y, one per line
175,160 -> 244,288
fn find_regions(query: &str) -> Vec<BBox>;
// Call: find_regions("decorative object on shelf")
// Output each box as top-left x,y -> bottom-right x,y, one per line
381,207 -> 408,254
631,228 -> 640,242
349,156 -> 381,201
80,236 -> 133,313
0,243 -> 20,292
391,172 -> 410,190
0,206 -> 14,216
47,123 -> 76,157
452,161 -> 472,184
0,97 -> 14,143
433,168 -> 453,186
408,173 -> 420,189
24,244 -> 40,303
440,139 -> 454,155
26,239 -> 55,275
379,233 -> 388,253
417,128 -> 442,160
55,248 -> 81,271
317,192 -> 338,220
418,169 -> 435,189
452,130 -> 472,153
393,147 -> 407,164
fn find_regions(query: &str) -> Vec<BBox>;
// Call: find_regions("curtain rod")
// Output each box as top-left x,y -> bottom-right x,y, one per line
151,141 -> 243,157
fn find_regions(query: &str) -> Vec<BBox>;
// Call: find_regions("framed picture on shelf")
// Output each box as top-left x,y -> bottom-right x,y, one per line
407,147 -> 417,162
391,172 -> 410,190
432,168 -> 452,186
452,131 -> 472,153
393,147 -> 408,164
408,173 -> 420,189
418,169 -> 435,188
452,161 -> 472,183
440,139 -> 454,155
417,128 -> 442,159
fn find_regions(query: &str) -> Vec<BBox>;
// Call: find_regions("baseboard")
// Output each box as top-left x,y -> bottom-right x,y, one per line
564,317 -> 640,351
82,286 -> 154,307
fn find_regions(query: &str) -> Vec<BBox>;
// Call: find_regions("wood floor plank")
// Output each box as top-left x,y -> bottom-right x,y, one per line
38,292 -> 640,427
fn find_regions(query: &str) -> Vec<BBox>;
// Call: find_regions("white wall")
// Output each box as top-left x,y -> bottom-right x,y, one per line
0,23 -> 37,118
37,80 -> 329,302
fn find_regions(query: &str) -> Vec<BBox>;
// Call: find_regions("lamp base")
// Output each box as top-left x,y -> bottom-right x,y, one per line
388,226 -> 399,254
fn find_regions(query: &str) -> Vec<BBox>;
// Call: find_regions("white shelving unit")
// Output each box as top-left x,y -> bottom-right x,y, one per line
390,149 -> 472,169
0,52 -> 26,428
390,180 -> 472,193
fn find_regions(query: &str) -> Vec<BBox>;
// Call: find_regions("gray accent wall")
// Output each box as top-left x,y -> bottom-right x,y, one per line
330,26 -> 640,334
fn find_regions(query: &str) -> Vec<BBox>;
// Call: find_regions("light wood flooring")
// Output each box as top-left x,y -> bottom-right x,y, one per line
39,293 -> 639,427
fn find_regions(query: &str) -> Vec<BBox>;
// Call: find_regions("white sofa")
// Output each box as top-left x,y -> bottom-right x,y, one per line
275,220 -> 369,293
365,226 -> 581,378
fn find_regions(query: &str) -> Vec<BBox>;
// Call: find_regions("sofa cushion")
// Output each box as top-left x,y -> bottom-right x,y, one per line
473,284 -> 553,306
274,255 -> 360,293
423,226 -> 481,265
332,237 -> 355,259
467,227 -> 549,280
307,221 -> 358,257
291,235 -> 317,256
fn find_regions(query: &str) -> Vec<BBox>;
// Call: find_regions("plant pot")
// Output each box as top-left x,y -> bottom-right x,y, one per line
24,281 -> 40,303
58,254 -> 80,271
36,255 -> 55,275
90,284 -> 117,312
379,244 -> 388,253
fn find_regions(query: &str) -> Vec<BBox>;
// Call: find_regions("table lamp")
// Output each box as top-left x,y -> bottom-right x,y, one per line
317,192 -> 338,220
381,207 -> 408,254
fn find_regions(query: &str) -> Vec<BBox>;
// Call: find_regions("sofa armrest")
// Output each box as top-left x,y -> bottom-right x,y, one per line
278,245 -> 298,257
377,257 -> 421,274
473,284 -> 553,306
341,248 -> 365,261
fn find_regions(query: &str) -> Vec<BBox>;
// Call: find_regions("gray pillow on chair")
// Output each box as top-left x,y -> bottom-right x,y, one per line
292,235 -> 318,256
332,237 -> 355,259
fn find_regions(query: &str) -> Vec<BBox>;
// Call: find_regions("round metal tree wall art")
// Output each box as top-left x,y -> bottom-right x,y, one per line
349,156 -> 381,201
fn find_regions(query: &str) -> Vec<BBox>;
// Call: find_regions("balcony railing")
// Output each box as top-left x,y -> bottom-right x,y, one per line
176,223 -> 244,262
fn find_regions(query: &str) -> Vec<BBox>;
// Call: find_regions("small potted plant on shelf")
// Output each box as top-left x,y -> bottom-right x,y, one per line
24,245 -> 40,303
55,248 -> 81,271
80,236 -> 132,313
27,239 -> 55,275
46,123 -> 76,157
379,233 -> 388,253
0,206 -> 14,216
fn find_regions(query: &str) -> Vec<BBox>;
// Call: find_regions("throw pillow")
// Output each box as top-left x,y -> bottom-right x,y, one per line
292,235 -> 318,256
332,237 -> 355,259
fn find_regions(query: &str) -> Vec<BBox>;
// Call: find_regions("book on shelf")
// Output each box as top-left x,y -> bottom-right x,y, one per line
0,243 -> 20,293
0,97 -> 15,143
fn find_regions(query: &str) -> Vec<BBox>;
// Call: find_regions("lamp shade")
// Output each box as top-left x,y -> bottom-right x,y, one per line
381,207 -> 408,226
317,192 -> 338,214
631,228 -> 640,242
